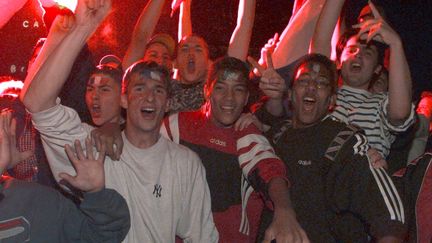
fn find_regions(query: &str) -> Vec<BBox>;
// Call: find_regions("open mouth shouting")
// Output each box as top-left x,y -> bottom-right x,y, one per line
187,57 -> 196,74
349,60 -> 363,73
140,106 -> 158,119
302,96 -> 317,112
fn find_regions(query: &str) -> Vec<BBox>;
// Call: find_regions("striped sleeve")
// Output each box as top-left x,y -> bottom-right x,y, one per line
379,97 -> 416,133
237,125 -> 288,194
336,133 -> 407,239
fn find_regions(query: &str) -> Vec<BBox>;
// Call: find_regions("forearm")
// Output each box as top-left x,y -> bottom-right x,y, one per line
387,41 -> 413,125
268,177 -> 291,210
227,0 -> 256,61
25,23 -> 73,100
178,0 -> 192,41
21,27 -> 92,113
122,0 -> 166,69
31,103 -> 91,184
272,0 -> 326,68
309,0 -> 345,57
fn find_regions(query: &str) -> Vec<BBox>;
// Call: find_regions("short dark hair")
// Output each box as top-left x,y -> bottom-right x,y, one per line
336,28 -> 386,67
204,56 -> 249,99
292,54 -> 338,93
122,61 -> 171,95
177,34 -> 210,58
91,64 -> 123,85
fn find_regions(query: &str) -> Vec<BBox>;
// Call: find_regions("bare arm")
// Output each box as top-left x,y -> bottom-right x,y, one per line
20,0 -> 111,113
272,0 -> 325,68
309,0 -> 345,57
227,0 -> 256,61
177,0 -> 192,41
248,53 -> 286,117
356,2 -> 412,125
0,0 -> 26,29
122,0 -> 167,70
25,13 -> 75,94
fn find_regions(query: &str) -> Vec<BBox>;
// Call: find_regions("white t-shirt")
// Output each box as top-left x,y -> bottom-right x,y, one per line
31,101 -> 218,243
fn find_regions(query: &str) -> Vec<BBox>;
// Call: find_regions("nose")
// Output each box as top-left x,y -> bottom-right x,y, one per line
144,89 -> 155,102
225,88 -> 234,100
91,90 -> 100,99
306,80 -> 318,91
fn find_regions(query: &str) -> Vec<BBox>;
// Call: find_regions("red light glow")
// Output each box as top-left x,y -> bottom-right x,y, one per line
0,80 -> 24,97
54,0 -> 77,12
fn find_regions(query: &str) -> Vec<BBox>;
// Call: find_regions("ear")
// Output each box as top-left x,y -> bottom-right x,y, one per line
374,64 -> 383,75
328,93 -> 337,111
165,99 -> 170,113
120,93 -> 128,109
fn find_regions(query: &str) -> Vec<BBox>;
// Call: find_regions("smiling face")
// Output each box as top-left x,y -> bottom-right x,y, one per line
121,71 -> 169,136
86,73 -> 122,126
340,36 -> 381,90
176,36 -> 209,84
208,69 -> 249,127
291,61 -> 335,128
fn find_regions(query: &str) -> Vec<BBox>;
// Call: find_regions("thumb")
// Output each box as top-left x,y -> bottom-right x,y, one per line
59,172 -> 76,186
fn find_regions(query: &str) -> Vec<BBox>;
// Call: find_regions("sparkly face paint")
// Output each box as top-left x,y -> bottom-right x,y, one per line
86,73 -> 122,126
209,70 -> 249,127
291,61 -> 334,128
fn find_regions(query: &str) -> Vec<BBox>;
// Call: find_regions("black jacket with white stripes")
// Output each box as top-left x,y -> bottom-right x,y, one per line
265,116 -> 407,242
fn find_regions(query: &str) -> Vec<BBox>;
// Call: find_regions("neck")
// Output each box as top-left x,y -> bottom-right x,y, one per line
124,126 -> 160,149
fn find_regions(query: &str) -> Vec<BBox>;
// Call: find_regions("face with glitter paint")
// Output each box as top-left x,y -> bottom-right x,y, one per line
86,73 -> 122,126
208,69 -> 249,127
121,71 -> 169,135
291,61 -> 335,128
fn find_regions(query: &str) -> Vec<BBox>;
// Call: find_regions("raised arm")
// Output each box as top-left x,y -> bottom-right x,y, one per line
26,12 -> 75,94
355,2 -> 412,125
309,0 -> 345,57
248,53 -> 286,117
272,0 -> 325,68
21,0 -> 111,113
0,0 -> 26,28
227,0 -> 256,61
122,0 -> 167,70
177,0 -> 192,41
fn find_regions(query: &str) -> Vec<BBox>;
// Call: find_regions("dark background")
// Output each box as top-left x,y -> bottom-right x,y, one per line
1,0 -> 431,99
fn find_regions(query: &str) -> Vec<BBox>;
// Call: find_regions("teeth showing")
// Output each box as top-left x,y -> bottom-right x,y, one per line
91,105 -> 101,113
303,97 -> 315,102
141,108 -> 155,113
352,63 -> 361,68
221,105 -> 235,111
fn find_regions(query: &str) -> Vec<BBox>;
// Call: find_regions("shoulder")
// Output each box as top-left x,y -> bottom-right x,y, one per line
162,136 -> 202,165
323,117 -> 369,160
4,178 -> 63,203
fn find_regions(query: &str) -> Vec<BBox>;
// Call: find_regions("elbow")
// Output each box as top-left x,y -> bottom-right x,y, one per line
388,111 -> 411,127
20,90 -> 44,113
